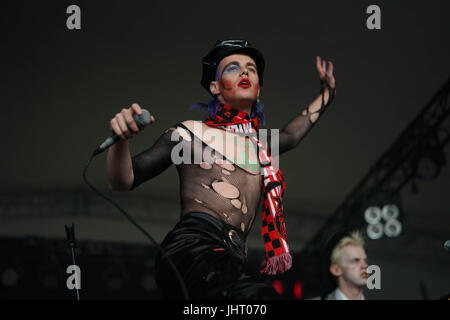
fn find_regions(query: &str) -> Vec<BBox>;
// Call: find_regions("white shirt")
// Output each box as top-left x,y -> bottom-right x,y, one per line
335,288 -> 365,300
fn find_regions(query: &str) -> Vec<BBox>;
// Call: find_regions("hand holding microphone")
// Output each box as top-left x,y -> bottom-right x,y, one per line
110,103 -> 155,140
94,103 -> 155,156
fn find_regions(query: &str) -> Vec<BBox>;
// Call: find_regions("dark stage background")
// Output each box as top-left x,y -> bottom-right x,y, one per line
0,0 -> 449,300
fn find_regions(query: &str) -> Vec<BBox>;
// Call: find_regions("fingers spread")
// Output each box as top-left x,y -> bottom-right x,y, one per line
316,56 -> 325,78
327,61 -> 334,76
316,56 -> 322,70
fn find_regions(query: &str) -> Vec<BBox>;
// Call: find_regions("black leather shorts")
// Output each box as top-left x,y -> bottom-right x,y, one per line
154,212 -> 279,300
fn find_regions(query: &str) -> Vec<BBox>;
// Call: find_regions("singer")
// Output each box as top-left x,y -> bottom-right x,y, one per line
106,40 -> 336,299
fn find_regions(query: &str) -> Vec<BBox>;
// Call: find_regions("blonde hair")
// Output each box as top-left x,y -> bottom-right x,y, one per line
330,231 -> 365,265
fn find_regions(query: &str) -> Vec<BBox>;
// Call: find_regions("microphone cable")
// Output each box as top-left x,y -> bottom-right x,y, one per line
83,150 -> 190,300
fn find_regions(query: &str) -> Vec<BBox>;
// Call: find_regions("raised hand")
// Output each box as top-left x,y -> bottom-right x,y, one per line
316,56 -> 336,90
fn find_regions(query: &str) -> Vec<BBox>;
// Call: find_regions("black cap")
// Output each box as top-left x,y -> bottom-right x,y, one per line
201,39 -> 265,96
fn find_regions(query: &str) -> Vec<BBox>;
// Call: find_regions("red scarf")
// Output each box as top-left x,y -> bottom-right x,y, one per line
204,103 -> 292,275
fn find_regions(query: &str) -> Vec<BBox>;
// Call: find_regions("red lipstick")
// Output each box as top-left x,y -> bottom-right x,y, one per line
238,78 -> 252,88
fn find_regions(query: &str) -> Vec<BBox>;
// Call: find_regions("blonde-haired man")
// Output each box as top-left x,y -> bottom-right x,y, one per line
324,231 -> 369,300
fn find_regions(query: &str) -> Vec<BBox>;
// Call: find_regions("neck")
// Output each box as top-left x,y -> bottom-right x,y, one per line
337,279 -> 364,300
218,97 -> 253,116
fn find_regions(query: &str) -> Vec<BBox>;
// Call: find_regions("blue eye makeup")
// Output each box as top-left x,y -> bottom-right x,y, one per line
222,63 -> 240,75
218,62 -> 258,79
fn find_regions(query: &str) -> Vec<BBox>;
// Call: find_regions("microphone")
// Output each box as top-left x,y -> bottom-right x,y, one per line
93,109 -> 151,156
444,240 -> 450,252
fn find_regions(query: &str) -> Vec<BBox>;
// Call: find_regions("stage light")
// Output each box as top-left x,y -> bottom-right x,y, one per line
381,204 -> 399,221
384,219 -> 402,237
293,280 -> 303,299
362,192 -> 404,240
364,206 -> 382,224
366,223 -> 384,240
272,280 -> 284,296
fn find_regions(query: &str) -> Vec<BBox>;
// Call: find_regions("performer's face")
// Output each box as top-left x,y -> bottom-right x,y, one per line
331,245 -> 369,288
210,54 -> 260,111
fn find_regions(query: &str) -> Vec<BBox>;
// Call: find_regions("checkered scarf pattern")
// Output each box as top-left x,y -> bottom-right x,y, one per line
204,103 -> 292,275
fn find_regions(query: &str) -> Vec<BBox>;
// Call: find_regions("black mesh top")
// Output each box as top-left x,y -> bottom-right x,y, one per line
130,97 -> 330,234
